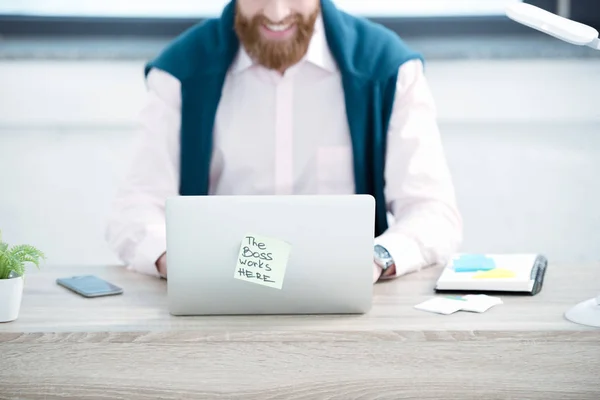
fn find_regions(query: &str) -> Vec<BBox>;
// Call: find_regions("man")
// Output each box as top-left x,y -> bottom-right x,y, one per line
106,0 -> 462,283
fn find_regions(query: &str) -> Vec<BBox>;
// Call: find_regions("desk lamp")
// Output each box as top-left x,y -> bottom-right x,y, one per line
506,3 -> 600,328
506,3 -> 599,49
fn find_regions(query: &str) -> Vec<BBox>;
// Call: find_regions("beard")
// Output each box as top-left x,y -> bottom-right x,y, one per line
234,3 -> 320,71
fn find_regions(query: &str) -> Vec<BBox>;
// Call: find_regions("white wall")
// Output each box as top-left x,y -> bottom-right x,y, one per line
1,59 -> 599,267
2,59 -> 599,127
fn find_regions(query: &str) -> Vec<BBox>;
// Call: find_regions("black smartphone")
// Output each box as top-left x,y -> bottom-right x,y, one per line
56,275 -> 123,298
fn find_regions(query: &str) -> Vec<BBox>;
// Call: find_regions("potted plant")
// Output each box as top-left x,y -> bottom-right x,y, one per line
0,231 -> 45,323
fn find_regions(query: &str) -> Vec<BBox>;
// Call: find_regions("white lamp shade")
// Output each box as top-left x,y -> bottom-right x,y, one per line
506,3 -> 599,46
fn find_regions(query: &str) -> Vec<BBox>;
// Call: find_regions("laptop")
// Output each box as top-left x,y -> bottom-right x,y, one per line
165,195 -> 375,315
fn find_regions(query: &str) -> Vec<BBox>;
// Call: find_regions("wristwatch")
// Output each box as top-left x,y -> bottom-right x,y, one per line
374,244 -> 395,272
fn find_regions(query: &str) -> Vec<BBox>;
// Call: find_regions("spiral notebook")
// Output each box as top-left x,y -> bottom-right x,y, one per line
435,253 -> 548,295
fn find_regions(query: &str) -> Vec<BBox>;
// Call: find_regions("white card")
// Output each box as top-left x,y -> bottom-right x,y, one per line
460,295 -> 503,313
414,297 -> 466,315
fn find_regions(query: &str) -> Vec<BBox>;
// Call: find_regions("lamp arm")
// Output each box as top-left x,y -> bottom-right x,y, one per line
588,37 -> 600,50
506,3 -> 600,50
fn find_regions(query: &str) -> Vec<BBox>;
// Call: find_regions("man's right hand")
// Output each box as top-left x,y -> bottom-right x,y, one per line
156,253 -> 168,277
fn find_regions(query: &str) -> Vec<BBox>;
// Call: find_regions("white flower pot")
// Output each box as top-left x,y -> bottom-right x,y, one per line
0,276 -> 24,323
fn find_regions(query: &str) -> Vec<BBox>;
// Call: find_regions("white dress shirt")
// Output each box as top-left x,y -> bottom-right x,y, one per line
106,16 -> 463,279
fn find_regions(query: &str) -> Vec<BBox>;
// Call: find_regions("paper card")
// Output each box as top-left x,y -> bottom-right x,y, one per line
460,295 -> 503,313
415,295 -> 503,315
234,233 -> 291,290
414,297 -> 466,315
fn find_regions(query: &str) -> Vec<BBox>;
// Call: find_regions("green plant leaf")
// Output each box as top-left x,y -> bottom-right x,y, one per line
9,245 -> 46,264
0,252 -> 23,279
0,255 -> 7,279
17,254 -> 43,269
0,252 -> 11,279
0,236 -> 45,279
0,242 -> 7,254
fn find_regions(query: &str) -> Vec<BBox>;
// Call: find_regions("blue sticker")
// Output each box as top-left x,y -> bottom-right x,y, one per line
452,254 -> 496,272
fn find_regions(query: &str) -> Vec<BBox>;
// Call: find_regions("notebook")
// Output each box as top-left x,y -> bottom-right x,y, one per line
435,253 -> 548,295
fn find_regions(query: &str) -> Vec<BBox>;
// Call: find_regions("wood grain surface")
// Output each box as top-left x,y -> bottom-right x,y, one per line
1,263 -> 599,399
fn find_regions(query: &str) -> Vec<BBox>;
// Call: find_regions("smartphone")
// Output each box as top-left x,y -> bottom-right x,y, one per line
56,275 -> 123,298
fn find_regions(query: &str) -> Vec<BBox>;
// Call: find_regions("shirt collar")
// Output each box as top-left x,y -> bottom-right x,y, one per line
230,13 -> 338,74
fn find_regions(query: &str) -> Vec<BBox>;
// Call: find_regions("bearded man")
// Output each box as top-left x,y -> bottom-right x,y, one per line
106,0 -> 463,283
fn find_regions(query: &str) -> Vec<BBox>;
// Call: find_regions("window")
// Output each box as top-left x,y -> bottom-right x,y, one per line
1,0 -> 522,18
1,0 -> 597,38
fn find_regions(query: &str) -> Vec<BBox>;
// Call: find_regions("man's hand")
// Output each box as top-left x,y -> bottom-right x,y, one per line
156,252 -> 167,277
373,262 -> 396,283
373,262 -> 383,283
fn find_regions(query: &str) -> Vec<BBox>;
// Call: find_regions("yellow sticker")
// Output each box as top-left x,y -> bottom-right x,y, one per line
473,268 -> 517,279
234,233 -> 291,290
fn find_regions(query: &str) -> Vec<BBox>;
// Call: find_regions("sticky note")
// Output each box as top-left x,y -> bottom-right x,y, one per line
473,268 -> 516,279
452,254 -> 496,272
234,233 -> 291,290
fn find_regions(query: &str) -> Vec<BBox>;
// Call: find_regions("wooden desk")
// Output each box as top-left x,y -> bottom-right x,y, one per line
1,264 -> 599,399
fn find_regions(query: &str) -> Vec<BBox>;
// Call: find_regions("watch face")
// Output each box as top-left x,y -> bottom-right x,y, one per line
375,245 -> 394,270
374,245 -> 392,264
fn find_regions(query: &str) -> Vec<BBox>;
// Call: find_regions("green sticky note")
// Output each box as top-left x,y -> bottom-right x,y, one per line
234,233 -> 291,290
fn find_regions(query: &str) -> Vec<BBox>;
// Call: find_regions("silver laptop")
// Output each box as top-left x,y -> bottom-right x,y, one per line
165,195 -> 375,315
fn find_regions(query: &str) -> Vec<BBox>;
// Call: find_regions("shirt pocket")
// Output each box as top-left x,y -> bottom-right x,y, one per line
316,146 -> 355,194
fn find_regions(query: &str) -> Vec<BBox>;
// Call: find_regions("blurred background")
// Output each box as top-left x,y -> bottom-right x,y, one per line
0,0 -> 599,267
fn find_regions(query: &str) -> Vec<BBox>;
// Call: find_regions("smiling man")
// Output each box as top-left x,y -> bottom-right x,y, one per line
106,0 -> 463,283
235,0 -> 320,72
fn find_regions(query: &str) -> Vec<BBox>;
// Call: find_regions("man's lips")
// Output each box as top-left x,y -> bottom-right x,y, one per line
260,23 -> 297,40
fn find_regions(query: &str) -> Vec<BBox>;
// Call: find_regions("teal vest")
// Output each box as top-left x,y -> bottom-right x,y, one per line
145,0 -> 422,236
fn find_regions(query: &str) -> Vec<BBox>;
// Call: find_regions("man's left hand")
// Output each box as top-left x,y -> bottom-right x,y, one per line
373,262 -> 397,283
373,263 -> 383,283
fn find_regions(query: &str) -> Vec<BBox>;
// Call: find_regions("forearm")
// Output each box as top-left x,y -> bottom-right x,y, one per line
105,195 -> 167,277
377,59 -> 463,280
376,201 -> 462,278
106,68 -> 181,277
